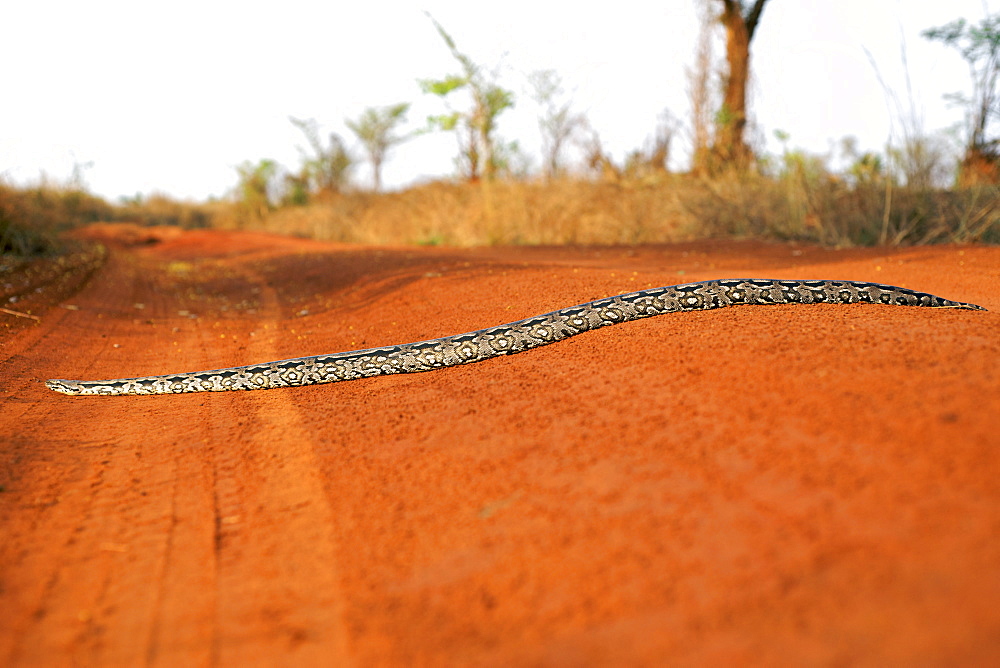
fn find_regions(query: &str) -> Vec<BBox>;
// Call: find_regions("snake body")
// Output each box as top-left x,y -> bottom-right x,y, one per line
46,278 -> 985,396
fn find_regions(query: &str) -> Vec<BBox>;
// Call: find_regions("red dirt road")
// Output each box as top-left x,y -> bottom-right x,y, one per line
1,226 -> 998,666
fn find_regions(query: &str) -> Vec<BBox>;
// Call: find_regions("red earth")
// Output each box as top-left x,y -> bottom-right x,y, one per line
1,224 -> 998,666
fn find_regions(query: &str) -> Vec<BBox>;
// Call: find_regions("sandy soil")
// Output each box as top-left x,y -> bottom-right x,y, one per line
1,225 -> 998,666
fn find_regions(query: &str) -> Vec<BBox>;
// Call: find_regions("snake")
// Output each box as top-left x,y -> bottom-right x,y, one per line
45,278 -> 985,396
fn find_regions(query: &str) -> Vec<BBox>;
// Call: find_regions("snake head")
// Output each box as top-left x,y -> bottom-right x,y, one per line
46,379 -> 85,395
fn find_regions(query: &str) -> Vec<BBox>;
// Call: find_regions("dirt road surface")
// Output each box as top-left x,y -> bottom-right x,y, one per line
2,225 -> 998,666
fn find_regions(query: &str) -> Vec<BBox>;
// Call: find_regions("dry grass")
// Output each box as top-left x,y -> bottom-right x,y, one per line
115,193 -> 223,229
0,182 -> 113,255
0,183 -> 225,258
2,174 -> 997,260
237,175 -> 1000,248
235,179 -> 692,246
679,172 -> 1000,246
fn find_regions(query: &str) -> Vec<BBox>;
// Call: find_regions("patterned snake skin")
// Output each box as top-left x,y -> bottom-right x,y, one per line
46,278 -> 985,396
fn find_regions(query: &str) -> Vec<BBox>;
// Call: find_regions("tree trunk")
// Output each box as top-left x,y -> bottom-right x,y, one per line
718,2 -> 751,165
372,157 -> 383,192
712,0 -> 769,170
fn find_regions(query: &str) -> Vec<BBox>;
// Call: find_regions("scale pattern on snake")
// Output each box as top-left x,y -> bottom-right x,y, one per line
45,278 -> 985,396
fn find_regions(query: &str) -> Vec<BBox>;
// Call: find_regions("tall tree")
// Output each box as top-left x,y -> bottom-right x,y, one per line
529,69 -> 585,179
290,117 -> 354,196
419,15 -> 515,182
235,159 -> 279,221
923,12 -> 1000,185
346,103 -> 410,191
712,0 -> 770,169
688,0 -> 719,173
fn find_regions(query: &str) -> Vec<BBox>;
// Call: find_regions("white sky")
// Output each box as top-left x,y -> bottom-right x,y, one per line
2,0 -> 995,201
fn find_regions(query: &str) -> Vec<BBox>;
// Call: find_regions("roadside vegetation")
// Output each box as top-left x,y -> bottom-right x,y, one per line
2,1 -> 997,256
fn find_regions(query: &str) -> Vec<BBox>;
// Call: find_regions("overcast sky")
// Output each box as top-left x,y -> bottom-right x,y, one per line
2,0 -> 995,201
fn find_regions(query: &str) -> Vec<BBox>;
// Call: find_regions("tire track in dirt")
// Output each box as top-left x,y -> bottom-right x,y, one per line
1,250 -> 195,666
197,261 -> 354,667
0,245 -> 354,666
